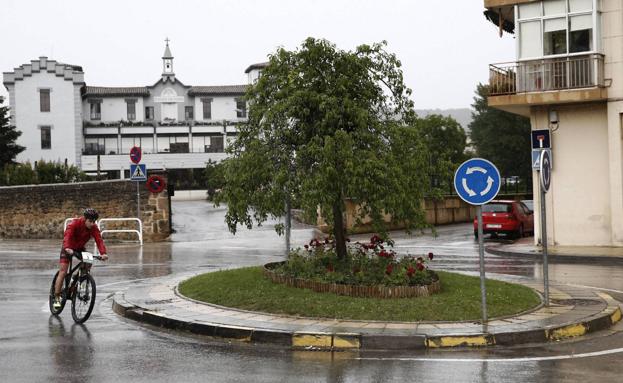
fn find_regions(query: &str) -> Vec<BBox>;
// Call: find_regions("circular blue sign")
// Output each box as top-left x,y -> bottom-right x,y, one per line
540,150 -> 551,192
453,158 -> 501,205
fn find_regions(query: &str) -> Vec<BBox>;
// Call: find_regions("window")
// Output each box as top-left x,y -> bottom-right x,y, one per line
570,14 -> 593,53
145,106 -> 154,121
121,136 -> 153,154
202,98 -> 212,120
41,126 -> 51,149
90,102 -> 101,120
517,0 -> 596,58
157,135 -> 189,153
126,100 -> 136,121
544,18 -> 567,55
40,89 -> 50,112
236,98 -> 246,118
185,106 -> 194,120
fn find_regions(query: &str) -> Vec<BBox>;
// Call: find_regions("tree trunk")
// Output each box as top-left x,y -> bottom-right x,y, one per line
332,200 -> 347,259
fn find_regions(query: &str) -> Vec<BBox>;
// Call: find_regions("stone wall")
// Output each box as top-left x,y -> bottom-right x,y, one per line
317,194 -> 533,234
0,173 -> 170,241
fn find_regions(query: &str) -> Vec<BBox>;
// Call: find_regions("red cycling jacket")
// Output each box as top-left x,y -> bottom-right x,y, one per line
63,217 -> 107,255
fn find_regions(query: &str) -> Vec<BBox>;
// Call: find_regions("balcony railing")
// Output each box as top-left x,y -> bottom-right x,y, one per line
489,54 -> 604,96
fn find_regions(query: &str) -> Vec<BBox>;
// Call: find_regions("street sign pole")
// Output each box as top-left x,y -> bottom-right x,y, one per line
539,149 -> 552,307
137,181 -> 141,219
540,183 -> 549,306
454,158 -> 501,326
476,205 -> 487,323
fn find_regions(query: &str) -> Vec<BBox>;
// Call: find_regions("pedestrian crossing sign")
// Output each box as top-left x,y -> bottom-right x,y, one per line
130,164 -> 147,181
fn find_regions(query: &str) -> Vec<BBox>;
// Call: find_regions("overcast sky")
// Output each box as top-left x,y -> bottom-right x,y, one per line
1,0 -> 515,109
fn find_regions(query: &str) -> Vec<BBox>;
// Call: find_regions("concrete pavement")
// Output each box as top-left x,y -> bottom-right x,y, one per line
486,237 -> 623,262
112,270 -> 622,351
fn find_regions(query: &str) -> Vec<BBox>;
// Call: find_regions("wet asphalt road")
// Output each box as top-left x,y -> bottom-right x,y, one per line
2,200 -> 623,382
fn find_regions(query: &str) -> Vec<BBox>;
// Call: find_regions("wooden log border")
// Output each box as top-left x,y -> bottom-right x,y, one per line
263,262 -> 441,299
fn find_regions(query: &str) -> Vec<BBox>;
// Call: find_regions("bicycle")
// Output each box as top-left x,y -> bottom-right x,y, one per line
48,251 -> 102,324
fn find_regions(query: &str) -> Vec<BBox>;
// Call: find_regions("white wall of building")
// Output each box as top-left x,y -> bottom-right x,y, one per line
81,152 -> 228,172
532,104 -> 612,246
192,96 -> 245,121
84,97 -> 145,122
13,72 -> 80,165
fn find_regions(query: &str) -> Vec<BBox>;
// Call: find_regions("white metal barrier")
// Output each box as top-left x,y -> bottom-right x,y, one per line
63,217 -> 143,254
97,218 -> 143,246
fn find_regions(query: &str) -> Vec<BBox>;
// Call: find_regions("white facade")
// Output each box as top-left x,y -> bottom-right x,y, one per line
486,0 -> 623,247
2,43 -> 265,178
3,58 -> 84,167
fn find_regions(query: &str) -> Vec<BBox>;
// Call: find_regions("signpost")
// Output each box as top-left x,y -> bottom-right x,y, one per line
539,150 -> 552,306
454,158 -> 501,324
129,147 -> 145,219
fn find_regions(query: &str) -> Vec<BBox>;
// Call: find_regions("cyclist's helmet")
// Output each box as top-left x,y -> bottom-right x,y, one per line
83,208 -> 99,221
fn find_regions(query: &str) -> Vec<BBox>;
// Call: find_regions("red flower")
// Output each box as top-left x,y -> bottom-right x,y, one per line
386,264 -> 393,275
379,250 -> 389,258
406,266 -> 415,277
428,252 -> 434,260
416,263 -> 425,271
326,264 -> 334,272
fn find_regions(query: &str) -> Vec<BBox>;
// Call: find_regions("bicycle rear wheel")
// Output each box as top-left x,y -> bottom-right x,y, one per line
49,271 -> 67,315
71,274 -> 96,324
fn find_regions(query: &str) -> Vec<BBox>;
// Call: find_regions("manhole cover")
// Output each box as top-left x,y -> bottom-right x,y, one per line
550,298 -> 601,306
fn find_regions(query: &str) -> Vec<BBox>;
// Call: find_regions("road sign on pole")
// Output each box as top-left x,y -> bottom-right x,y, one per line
130,164 -> 147,181
531,129 -> 551,149
538,149 -> 552,306
454,158 -> 501,325
130,146 -> 142,164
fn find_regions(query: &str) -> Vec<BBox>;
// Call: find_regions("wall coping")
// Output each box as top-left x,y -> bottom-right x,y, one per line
0,179 -> 130,191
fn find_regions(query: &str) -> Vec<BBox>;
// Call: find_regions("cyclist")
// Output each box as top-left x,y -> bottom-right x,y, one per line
53,208 -> 108,310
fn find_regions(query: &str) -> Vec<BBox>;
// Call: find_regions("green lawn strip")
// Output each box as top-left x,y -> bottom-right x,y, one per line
179,267 -> 541,322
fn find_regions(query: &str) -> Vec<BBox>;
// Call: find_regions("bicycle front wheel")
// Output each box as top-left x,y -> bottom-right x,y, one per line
71,274 -> 96,324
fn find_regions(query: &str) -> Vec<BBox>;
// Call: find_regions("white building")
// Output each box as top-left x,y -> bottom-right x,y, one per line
2,41 -> 267,179
484,0 -> 623,247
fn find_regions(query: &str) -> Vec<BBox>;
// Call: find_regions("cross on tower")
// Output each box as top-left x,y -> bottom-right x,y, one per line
165,37 -> 170,45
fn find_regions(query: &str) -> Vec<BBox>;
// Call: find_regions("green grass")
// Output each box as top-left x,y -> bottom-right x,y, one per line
179,267 -> 541,322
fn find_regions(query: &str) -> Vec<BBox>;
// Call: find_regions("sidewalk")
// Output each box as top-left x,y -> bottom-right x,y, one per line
486,237 -> 623,262
112,271 -> 622,351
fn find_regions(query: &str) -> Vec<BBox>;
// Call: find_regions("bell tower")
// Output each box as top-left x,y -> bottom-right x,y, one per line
162,38 -> 175,81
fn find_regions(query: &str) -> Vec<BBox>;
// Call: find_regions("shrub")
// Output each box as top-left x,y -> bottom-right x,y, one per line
274,235 -> 438,287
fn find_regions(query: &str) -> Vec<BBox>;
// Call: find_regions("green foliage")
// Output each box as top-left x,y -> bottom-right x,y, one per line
216,38 -> 432,256
0,97 -> 25,168
0,160 -> 88,186
416,114 -> 467,195
204,159 -> 226,201
276,235 -> 437,287
179,267 -> 541,321
468,84 -> 532,180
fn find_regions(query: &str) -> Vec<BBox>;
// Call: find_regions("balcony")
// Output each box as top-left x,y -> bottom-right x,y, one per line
488,54 -> 607,115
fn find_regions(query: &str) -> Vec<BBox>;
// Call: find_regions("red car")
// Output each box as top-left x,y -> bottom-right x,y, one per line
473,200 -> 534,239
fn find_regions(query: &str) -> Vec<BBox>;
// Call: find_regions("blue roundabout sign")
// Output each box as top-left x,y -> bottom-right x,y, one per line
453,158 -> 501,206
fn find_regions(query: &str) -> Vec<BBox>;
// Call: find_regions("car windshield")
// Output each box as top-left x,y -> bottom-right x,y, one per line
482,203 -> 512,213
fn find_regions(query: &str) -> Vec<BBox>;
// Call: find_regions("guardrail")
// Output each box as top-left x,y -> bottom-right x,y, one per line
63,217 -> 143,253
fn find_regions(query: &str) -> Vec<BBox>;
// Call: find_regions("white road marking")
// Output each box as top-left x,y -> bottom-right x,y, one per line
356,347 -> 623,363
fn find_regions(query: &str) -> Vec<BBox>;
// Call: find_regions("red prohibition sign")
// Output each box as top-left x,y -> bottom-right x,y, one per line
130,146 -> 142,164
146,175 -> 166,193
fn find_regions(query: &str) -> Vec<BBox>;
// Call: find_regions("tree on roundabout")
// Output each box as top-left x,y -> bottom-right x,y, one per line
216,38 -> 445,291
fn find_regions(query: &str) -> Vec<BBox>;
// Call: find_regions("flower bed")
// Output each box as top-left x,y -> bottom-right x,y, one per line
265,235 -> 441,299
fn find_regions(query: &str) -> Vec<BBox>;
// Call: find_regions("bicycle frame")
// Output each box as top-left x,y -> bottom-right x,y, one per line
62,253 -> 90,297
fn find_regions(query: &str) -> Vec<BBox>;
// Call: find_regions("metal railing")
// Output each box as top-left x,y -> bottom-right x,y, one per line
489,54 -> 604,96
63,217 -> 143,253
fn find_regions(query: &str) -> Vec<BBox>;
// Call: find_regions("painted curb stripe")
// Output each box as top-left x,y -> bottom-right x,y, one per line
427,335 -> 493,348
